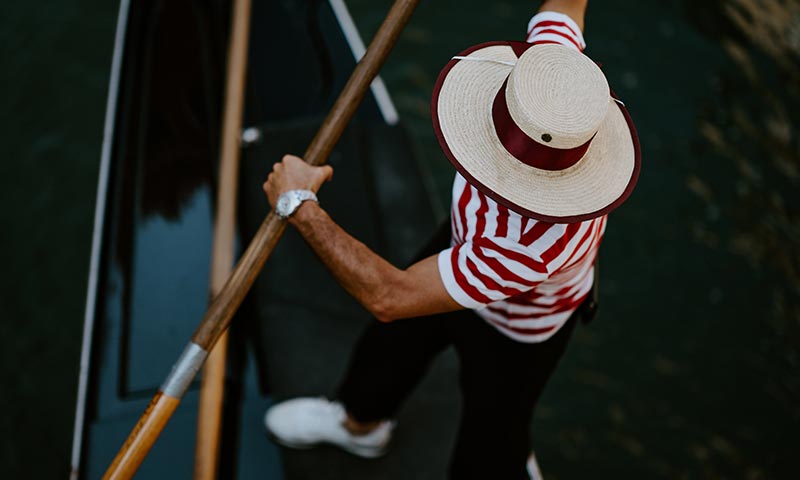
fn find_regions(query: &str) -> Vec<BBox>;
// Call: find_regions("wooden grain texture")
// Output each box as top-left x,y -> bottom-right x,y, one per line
193,0 -> 252,477
195,333 -> 229,479
102,393 -> 181,480
102,1 -> 420,478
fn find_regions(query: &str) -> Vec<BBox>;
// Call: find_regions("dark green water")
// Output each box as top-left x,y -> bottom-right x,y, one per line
2,0 -> 797,478
0,0 -> 117,476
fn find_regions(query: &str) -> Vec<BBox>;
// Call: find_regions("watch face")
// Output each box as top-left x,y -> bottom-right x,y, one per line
276,190 -> 316,218
277,193 -> 298,218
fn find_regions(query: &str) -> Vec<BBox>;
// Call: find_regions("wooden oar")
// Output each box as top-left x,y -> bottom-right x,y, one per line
193,0 -> 251,478
101,0 -> 420,478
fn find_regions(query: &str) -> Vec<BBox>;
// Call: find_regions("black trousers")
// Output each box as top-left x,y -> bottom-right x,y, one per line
336,222 -> 579,479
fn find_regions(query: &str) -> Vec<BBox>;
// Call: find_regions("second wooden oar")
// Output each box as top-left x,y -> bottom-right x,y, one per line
193,0 -> 252,478
101,0 -> 420,478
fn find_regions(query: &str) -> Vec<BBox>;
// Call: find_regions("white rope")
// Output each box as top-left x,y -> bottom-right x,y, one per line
452,56 -> 516,67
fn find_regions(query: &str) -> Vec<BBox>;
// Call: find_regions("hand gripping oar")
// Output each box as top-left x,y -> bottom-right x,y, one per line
193,0 -> 251,478
101,0 -> 420,478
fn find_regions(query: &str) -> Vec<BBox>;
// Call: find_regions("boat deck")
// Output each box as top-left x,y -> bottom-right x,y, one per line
75,0 -> 458,478
239,118 -> 455,479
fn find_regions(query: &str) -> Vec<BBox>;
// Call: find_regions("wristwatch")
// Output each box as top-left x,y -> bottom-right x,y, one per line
275,189 -> 318,219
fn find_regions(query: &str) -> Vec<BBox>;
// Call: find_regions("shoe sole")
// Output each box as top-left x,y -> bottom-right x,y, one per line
266,431 -> 388,459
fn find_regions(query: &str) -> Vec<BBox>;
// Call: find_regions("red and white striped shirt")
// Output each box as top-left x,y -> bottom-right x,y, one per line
437,12 -> 602,343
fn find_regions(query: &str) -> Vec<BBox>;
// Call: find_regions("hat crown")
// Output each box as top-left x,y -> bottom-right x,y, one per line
506,45 -> 609,149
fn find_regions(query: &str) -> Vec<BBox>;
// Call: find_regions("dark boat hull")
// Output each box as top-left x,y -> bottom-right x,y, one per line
72,0 -> 436,478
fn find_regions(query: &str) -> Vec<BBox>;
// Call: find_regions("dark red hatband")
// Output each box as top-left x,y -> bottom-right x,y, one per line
491,77 -> 595,171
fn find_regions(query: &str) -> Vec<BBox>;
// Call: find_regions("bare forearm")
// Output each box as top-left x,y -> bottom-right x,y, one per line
289,201 -> 405,320
263,154 -> 461,320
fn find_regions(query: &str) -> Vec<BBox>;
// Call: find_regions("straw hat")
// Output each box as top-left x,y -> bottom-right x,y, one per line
431,41 -> 641,223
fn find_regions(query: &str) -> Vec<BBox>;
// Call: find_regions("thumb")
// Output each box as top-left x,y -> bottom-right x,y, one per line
320,165 -> 334,182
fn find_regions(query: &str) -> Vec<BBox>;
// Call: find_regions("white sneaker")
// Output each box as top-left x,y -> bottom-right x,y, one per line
527,451 -> 544,480
264,397 -> 394,458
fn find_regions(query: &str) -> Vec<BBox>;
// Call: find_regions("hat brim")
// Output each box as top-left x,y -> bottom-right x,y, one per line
431,41 -> 641,224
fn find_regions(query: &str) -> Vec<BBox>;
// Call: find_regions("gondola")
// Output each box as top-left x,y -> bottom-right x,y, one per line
70,0 -> 439,478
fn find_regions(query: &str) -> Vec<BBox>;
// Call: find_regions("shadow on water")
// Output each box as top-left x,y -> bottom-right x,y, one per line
121,0 -> 226,222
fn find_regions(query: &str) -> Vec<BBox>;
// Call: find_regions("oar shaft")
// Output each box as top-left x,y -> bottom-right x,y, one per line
193,0 -> 420,350
303,0 -> 419,166
101,1 -> 419,478
103,393 -> 181,480
191,212 -> 287,347
194,333 -> 229,479
194,0 -> 252,476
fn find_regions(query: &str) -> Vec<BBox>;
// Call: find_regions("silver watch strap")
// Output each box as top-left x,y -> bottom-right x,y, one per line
291,189 -> 317,203
277,189 -> 318,219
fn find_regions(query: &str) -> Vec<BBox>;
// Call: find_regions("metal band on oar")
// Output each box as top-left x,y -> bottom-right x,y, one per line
101,1 -> 421,478
194,0 -> 252,478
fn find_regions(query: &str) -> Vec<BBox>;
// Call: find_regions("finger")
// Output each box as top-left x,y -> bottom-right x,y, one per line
311,165 -> 332,186
323,165 -> 334,181
283,154 -> 303,164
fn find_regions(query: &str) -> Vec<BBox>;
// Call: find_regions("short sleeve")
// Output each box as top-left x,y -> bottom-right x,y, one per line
437,236 -> 550,309
526,11 -> 586,52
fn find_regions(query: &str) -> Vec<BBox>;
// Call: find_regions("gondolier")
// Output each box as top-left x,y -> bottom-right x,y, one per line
262,0 -> 640,478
